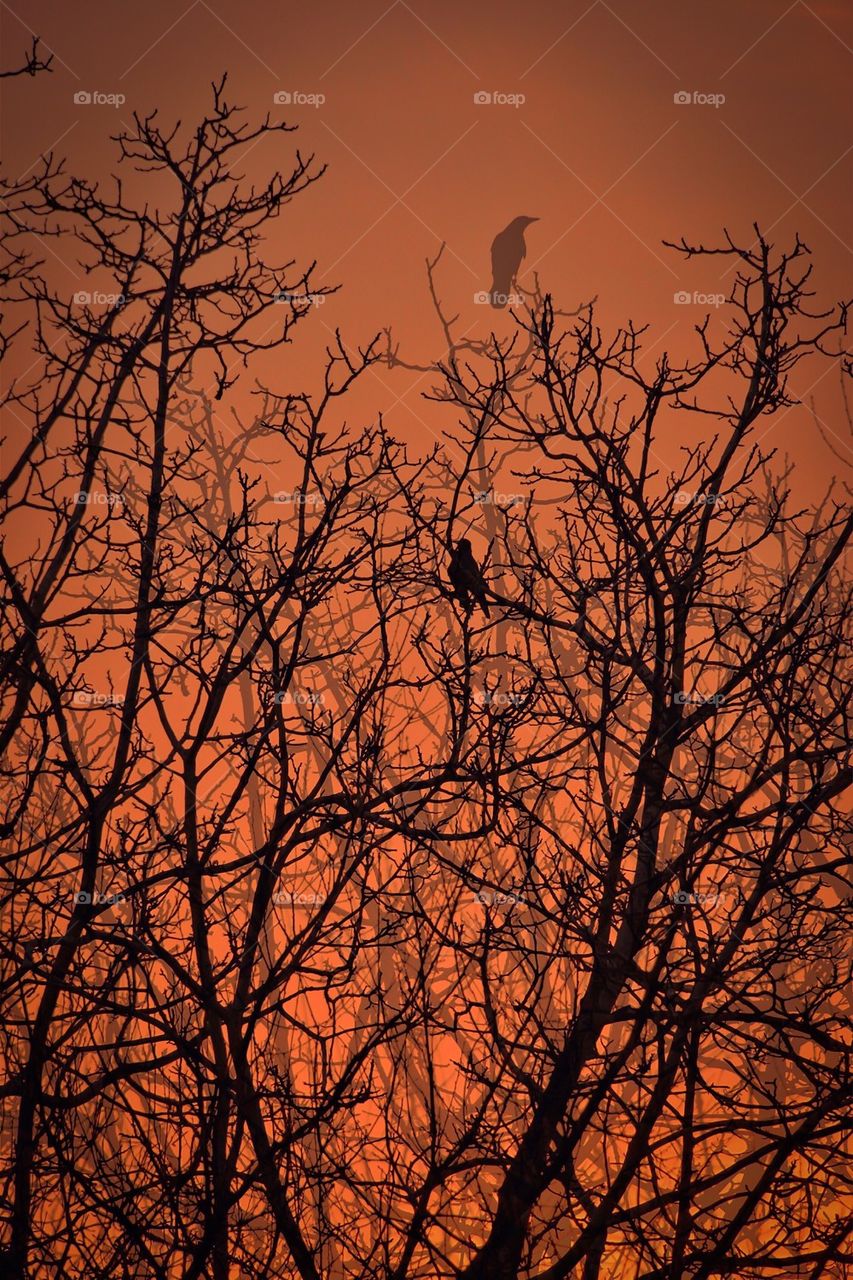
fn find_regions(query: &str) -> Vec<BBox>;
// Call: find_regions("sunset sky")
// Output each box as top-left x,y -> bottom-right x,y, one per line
3,0 -> 852,490
2,9 -> 851,1277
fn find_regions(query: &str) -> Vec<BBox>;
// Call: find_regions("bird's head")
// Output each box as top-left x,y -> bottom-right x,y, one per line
457,538 -> 472,553
516,216 -> 539,229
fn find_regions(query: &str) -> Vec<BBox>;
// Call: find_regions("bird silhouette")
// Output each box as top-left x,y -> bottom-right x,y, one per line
448,539 -> 490,615
489,215 -> 538,308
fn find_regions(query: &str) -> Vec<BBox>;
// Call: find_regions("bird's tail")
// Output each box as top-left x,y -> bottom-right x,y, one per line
489,275 -> 512,309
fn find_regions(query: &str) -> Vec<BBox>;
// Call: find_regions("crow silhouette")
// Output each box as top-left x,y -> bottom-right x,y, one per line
489,215 -> 538,308
448,539 -> 490,615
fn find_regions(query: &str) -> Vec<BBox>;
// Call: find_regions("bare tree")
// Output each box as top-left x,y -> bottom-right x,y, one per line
387,231 -> 851,1280
0,37 -> 53,80
1,78 -> 850,1280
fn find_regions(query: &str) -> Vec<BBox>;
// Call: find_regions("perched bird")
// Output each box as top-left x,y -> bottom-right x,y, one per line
448,539 -> 490,615
489,215 -> 538,308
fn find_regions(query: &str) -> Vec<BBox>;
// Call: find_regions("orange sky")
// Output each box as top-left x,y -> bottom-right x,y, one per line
1,11 -> 850,1274
2,0 -> 851,493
